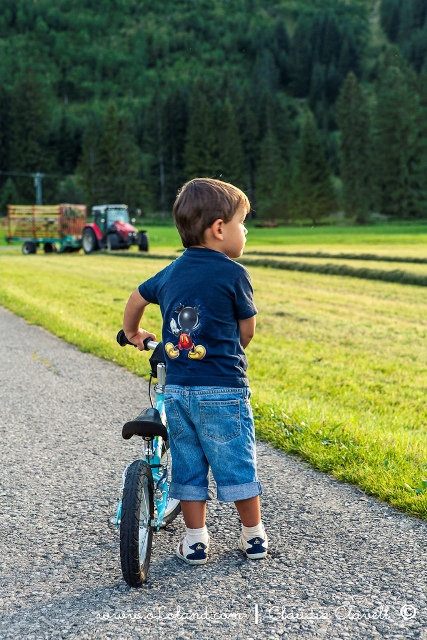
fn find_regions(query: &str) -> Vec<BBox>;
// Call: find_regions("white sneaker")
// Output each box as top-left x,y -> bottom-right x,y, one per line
238,533 -> 268,559
176,534 -> 209,565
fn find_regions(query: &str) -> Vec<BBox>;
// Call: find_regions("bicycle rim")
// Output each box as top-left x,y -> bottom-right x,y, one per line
138,473 -> 152,559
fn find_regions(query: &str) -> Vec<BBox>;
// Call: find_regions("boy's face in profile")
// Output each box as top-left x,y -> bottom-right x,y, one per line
220,205 -> 248,259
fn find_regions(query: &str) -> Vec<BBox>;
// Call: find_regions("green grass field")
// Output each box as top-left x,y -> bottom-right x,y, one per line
1,222 -> 426,518
2,219 -> 427,250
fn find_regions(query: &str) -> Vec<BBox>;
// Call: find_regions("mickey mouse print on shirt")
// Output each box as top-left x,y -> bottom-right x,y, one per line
165,304 -> 206,361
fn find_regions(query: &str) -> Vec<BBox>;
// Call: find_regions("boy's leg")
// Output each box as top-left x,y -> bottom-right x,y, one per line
189,386 -> 266,559
180,500 -> 207,528
164,388 -> 211,565
235,496 -> 268,560
234,495 -> 260,527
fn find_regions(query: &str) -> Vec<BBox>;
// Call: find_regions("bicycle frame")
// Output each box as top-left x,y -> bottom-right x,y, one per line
115,360 -> 171,532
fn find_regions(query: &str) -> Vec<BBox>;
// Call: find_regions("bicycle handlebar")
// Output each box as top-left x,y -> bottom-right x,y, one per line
116,329 -> 158,351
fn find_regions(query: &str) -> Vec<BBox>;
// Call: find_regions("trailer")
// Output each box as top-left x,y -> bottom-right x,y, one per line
5,204 -> 87,254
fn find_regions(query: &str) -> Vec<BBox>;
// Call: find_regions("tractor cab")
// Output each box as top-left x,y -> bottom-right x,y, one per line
93,205 -> 130,231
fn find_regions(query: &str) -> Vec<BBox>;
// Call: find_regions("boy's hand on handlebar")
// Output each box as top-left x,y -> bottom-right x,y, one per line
126,328 -> 156,350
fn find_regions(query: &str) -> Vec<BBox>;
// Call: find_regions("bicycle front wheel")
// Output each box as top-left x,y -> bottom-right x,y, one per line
120,460 -> 154,587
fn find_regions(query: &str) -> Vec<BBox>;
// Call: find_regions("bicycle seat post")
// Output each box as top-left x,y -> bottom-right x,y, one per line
155,363 -> 166,393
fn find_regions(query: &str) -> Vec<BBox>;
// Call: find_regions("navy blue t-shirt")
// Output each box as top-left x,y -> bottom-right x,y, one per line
138,248 -> 257,387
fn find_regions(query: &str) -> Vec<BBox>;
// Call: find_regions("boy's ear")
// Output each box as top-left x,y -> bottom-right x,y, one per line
209,218 -> 224,240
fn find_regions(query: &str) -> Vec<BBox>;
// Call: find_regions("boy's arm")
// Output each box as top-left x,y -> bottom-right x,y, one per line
239,316 -> 256,349
123,289 -> 156,350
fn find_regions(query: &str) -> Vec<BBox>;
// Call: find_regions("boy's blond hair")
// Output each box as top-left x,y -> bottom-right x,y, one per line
172,178 -> 250,248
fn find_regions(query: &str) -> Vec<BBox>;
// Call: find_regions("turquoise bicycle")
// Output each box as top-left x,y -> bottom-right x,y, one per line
116,330 -> 181,587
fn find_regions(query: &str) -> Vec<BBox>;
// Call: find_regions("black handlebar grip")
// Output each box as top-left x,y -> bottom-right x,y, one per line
117,329 -> 134,347
116,330 -> 152,350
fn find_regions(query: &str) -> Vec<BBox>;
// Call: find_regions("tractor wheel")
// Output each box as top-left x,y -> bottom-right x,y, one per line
138,231 -> 149,252
107,233 -> 120,251
43,243 -> 58,253
22,242 -> 36,255
82,228 -> 98,254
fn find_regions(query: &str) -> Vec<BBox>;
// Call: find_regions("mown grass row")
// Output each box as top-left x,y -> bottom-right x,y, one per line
238,257 -> 427,287
245,250 -> 427,264
96,250 -> 427,287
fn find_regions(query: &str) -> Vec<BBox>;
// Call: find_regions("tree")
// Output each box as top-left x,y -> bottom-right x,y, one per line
252,49 -> 280,95
140,87 -> 188,215
373,52 -> 427,218
56,109 -> 81,176
272,21 -> 291,88
338,22 -> 362,78
9,70 -> 54,202
380,0 -> 400,42
290,15 -> 314,97
95,103 -> 142,208
96,103 -> 123,202
0,86 -> 10,178
235,87 -> 259,204
0,178 -> 20,216
309,63 -> 327,110
397,0 -> 427,44
255,127 -> 283,220
74,102 -> 146,212
216,98 -> 246,188
162,87 -> 188,209
257,91 -> 296,162
184,80 -> 219,179
54,176 -> 85,205
336,72 -> 372,222
292,110 -> 336,224
144,90 -> 169,215
317,10 -> 341,66
406,24 -> 427,73
76,111 -> 102,208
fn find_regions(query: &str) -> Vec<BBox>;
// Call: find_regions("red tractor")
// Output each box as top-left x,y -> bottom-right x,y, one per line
81,204 -> 148,254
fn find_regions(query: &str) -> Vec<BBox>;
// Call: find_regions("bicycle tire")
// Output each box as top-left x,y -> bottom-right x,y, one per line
120,459 -> 154,587
160,441 -> 181,525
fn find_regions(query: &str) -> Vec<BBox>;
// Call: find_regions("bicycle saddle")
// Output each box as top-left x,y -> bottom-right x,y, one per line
122,408 -> 168,441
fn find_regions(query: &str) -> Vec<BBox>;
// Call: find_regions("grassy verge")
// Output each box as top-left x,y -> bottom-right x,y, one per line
0,248 -> 426,519
251,267 -> 427,517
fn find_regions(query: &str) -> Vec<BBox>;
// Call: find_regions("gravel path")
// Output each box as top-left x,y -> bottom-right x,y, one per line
0,305 -> 426,640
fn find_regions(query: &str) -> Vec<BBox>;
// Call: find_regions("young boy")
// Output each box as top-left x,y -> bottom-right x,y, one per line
122,177 -> 267,565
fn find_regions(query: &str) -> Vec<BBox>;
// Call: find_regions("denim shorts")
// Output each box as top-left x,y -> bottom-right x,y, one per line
164,386 -> 262,502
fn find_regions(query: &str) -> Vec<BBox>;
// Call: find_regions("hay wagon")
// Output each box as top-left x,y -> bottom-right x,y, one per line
5,204 -> 87,254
